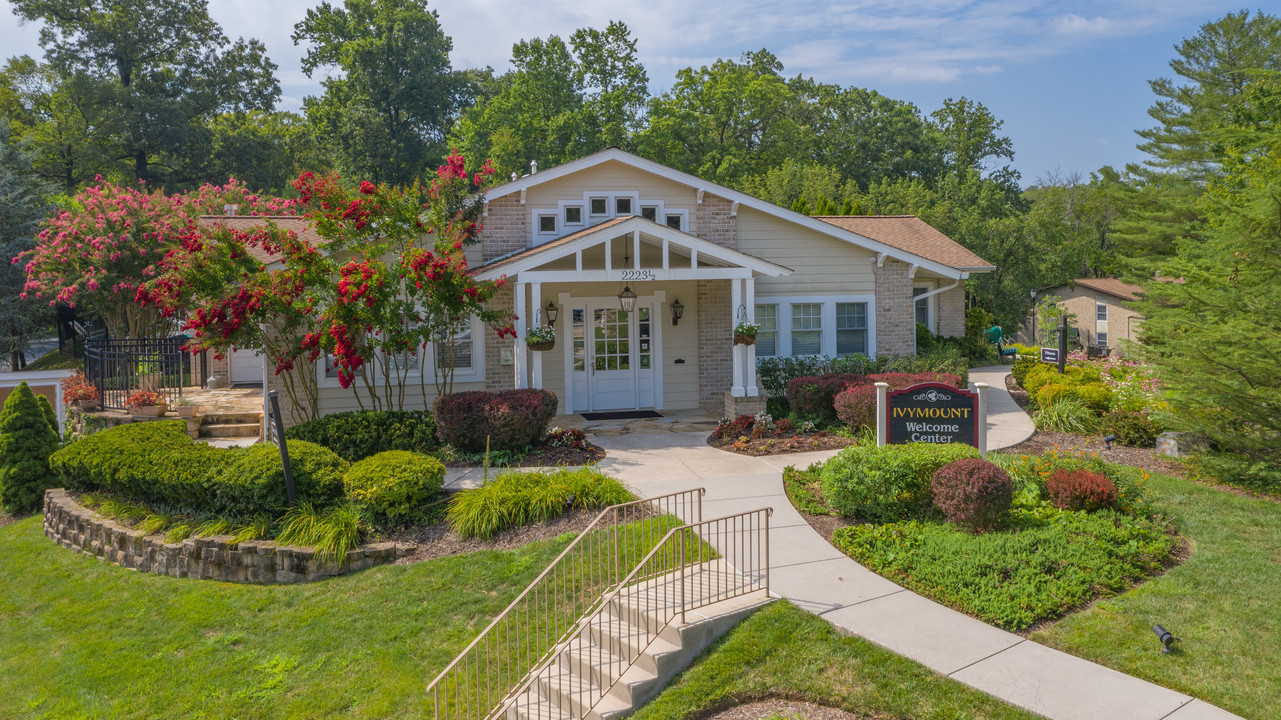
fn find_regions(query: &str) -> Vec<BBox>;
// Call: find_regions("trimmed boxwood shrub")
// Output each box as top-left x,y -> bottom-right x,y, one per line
0,383 -> 62,512
1076,383 -> 1114,414
208,441 -> 347,517
820,442 -> 981,522
1100,410 -> 1160,447
931,458 -> 1013,532
1046,468 -> 1117,512
1011,355 -> 1038,386
1022,363 -> 1063,395
434,389 -> 558,452
344,450 -> 445,520
833,384 -> 877,430
285,409 -> 439,461
786,374 -> 868,423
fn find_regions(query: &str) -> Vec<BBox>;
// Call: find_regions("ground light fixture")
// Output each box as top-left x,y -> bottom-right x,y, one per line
1152,624 -> 1178,653
1103,434 -> 1117,450
618,285 -> 638,313
671,298 -> 684,325
545,301 -> 558,327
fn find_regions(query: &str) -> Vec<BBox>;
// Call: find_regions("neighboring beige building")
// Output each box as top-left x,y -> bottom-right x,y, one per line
216,149 -> 995,423
1034,277 -> 1145,352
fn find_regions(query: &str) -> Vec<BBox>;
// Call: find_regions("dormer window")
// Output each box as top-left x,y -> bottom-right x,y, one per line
564,206 -> 583,225
538,215 -> 557,234
641,206 -> 657,222
665,214 -> 682,230
590,197 -> 608,216
615,197 -> 633,215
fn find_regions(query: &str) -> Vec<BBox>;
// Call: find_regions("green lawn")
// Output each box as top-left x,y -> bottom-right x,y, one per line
1030,471 -> 1281,720
21,350 -> 81,371
636,601 -> 1037,720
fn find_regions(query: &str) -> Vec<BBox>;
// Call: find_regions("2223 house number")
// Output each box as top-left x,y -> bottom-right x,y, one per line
619,270 -> 656,281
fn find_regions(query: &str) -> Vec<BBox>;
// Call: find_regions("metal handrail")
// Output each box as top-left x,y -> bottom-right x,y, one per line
427,488 -> 705,720
499,507 -> 772,720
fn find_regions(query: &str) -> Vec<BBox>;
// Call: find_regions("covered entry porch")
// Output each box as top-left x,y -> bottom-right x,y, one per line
474,216 -> 791,414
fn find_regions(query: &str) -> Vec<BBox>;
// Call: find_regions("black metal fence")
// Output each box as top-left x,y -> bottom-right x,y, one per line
84,336 -> 208,411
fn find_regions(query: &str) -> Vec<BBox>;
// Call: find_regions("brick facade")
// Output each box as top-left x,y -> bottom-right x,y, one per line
695,193 -> 737,249
481,195 -> 528,262
485,284 -> 516,391
1051,288 -> 1144,351
875,258 -> 915,356
697,280 -> 732,411
936,281 -> 966,338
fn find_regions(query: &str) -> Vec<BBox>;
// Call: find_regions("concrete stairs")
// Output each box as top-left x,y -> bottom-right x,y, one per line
505,560 -> 769,720
196,412 -> 262,442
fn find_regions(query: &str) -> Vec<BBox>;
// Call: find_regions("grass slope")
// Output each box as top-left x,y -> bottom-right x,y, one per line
21,350 -> 81,371
1031,471 -> 1281,720
635,601 -> 1038,720
0,515 -> 566,719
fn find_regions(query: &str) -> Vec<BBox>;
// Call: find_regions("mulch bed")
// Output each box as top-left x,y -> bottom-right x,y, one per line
441,442 -> 606,469
1006,374 -> 1032,408
388,508 -> 600,564
705,700 -> 860,720
1000,431 -> 1188,478
709,433 -> 854,456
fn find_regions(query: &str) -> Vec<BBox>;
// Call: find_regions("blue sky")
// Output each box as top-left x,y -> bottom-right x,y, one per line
0,0 -> 1257,185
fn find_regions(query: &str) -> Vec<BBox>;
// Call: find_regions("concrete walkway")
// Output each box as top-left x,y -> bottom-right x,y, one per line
589,368 -> 1240,720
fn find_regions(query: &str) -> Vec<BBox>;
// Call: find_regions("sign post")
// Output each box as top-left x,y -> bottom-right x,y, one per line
879,382 -> 987,456
267,390 -> 297,506
974,382 -> 989,458
875,382 -> 889,447
1058,314 -> 1068,374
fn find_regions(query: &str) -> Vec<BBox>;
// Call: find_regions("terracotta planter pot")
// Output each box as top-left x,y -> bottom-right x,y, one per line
75,399 -> 100,412
175,405 -> 198,418
733,333 -> 757,346
527,339 -> 556,352
129,404 -> 169,418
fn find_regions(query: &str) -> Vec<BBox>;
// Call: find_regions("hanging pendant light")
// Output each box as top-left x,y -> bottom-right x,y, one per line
618,285 -> 638,313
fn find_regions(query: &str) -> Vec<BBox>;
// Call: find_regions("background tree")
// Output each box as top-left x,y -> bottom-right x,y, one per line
0,382 -> 61,513
929,96 -> 1017,185
294,0 -> 467,185
0,124 -> 52,370
11,0 -> 282,188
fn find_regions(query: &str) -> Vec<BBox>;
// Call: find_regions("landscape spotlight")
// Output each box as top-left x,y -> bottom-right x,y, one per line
1152,624 -> 1177,654
1103,434 -> 1117,451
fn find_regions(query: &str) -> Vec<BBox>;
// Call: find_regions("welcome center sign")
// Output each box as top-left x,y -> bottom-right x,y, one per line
884,382 -> 981,447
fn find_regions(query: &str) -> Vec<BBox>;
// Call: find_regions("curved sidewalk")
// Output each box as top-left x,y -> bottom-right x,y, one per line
593,368 -> 1238,720
969,364 -> 1036,450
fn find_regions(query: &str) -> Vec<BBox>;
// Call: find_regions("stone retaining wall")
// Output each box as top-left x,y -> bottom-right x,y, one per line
43,489 -> 413,583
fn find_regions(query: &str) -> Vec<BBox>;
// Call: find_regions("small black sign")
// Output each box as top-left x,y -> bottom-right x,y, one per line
1040,347 -> 1059,364
886,382 -> 978,447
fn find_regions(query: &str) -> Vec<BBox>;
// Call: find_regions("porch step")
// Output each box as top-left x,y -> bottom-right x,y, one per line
200,412 -> 262,426
199,421 -> 261,439
505,561 -> 769,720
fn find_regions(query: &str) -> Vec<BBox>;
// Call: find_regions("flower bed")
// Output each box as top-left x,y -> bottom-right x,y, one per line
706,412 -> 853,456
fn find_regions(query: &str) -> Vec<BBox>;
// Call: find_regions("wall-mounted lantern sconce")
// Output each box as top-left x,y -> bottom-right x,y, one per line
671,298 -> 685,326
545,301 -> 558,327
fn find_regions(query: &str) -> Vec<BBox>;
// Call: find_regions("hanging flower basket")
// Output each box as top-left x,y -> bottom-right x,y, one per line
527,339 -> 556,352
526,325 -> 556,352
733,332 -> 756,346
733,321 -> 760,347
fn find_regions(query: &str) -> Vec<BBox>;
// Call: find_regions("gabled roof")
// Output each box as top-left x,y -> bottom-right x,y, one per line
814,215 -> 995,272
198,215 -> 319,265
473,215 -> 792,281
482,148 -> 991,279
1069,277 -> 1145,301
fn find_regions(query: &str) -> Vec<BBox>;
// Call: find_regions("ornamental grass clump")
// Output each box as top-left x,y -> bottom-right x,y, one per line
1045,468 -> 1117,512
447,468 -> 632,540
0,382 -> 61,513
931,458 -> 1013,532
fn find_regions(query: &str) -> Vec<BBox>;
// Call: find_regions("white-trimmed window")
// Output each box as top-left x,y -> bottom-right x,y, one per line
564,206 -> 583,225
836,302 -> 868,356
316,316 -> 484,388
615,197 -> 633,215
589,197 -> 608,216
913,286 -> 931,329
665,214 -> 682,230
790,303 -> 823,356
537,214 -> 557,234
755,304 -> 778,357
435,325 -> 474,377
1096,332 -> 1108,347
641,206 -> 658,222
1096,302 -> 1108,321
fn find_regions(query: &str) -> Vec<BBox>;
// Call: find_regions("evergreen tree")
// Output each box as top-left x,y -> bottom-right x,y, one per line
0,382 -> 61,513
0,123 -> 52,370
37,395 -> 59,437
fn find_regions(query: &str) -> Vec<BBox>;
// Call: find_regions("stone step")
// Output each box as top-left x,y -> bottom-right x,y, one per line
199,422 -> 261,439
201,412 -> 262,426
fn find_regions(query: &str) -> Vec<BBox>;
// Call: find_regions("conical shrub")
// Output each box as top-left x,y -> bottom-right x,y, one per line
0,382 -> 62,513
37,394 -> 58,436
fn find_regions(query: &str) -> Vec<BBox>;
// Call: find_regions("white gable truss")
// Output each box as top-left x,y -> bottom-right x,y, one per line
473,215 -> 792,284
484,148 -> 982,280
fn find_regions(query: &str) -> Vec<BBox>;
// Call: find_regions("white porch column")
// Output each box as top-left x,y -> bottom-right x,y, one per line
730,277 -> 745,397
514,281 -> 528,389
530,283 -> 543,389
745,276 -> 759,396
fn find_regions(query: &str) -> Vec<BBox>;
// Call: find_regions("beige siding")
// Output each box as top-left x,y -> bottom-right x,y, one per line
523,160 -> 697,210
735,207 -> 877,296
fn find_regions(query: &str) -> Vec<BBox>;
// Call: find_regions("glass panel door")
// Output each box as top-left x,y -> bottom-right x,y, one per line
589,307 -> 637,410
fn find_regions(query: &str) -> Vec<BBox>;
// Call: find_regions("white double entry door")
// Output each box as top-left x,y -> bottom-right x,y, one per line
568,297 -> 661,413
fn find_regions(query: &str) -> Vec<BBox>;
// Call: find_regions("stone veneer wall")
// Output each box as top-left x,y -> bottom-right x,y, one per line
697,280 -> 732,411
482,195 -> 528,262
485,283 -> 517,391
936,281 -> 967,338
875,258 -> 915,356
43,489 -> 412,583
695,194 -> 737,249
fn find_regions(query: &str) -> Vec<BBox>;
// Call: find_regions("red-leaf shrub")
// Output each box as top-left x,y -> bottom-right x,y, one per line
931,458 -> 1013,532
834,384 -> 878,430
786,374 -> 871,422
434,389 -> 558,452
1045,468 -> 1117,512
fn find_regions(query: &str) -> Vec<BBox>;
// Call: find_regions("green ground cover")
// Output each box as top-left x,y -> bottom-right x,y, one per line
635,601 -> 1037,720
21,350 -> 81,372
1030,471 -> 1281,720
